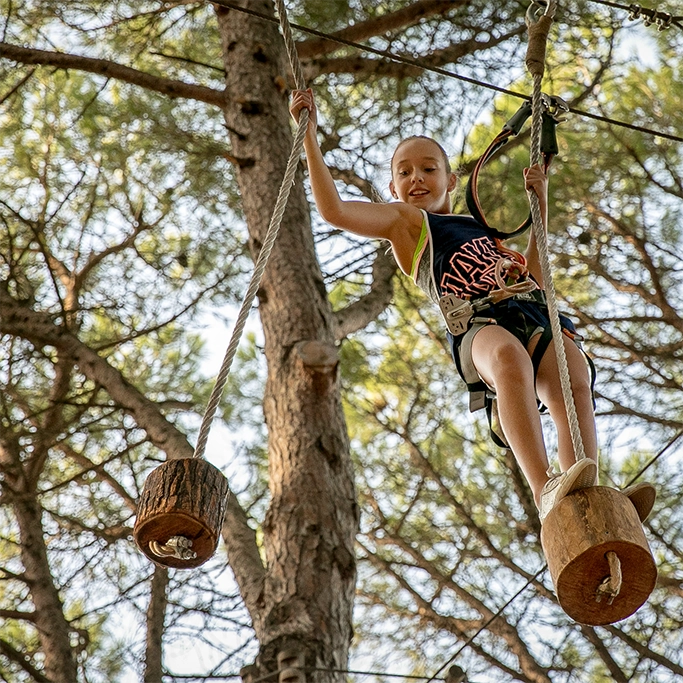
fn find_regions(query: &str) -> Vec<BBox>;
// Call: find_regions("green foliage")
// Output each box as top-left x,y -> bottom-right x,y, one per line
2,1 -> 683,682
0,4 -> 255,682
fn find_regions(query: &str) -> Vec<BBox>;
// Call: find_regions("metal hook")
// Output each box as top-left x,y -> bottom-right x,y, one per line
526,0 -> 557,25
541,93 -> 569,122
655,11 -> 673,30
149,535 -> 198,561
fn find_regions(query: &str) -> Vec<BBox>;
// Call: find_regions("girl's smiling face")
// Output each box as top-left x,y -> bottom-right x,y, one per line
390,137 -> 456,214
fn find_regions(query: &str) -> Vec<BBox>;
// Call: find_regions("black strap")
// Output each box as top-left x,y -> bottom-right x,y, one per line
465,96 -> 565,240
531,325 -> 554,378
486,398 -> 509,448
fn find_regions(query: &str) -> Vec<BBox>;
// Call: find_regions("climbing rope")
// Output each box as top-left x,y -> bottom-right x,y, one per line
192,0 -> 309,460
525,0 -> 587,463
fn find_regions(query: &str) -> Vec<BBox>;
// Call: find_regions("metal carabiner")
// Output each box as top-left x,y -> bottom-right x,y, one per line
526,0 -> 557,25
541,93 -> 569,123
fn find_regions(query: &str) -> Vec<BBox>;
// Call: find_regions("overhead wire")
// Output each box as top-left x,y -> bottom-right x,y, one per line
172,665 -> 449,682
624,429 -> 683,488
585,0 -> 683,30
209,0 -> 683,144
424,566 -> 548,683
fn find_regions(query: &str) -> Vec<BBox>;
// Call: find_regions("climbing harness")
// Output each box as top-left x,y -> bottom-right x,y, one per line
438,267 -> 538,338
446,286 -> 595,449
465,94 -> 569,238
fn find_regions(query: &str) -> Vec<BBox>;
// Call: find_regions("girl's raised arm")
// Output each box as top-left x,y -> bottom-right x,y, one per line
523,164 -> 549,288
290,89 -> 421,261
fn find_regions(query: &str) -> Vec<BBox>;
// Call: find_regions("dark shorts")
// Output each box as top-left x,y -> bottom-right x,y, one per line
447,298 -> 578,384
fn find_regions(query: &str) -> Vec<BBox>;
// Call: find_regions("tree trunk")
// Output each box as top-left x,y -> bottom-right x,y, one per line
13,491 -> 79,681
144,566 -> 170,683
215,1 -> 358,679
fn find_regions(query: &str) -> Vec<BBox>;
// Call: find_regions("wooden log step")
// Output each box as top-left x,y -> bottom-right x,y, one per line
134,458 -> 230,569
541,486 -> 657,625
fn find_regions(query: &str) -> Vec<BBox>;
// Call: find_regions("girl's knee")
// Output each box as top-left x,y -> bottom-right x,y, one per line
543,373 -> 594,418
488,342 -> 534,387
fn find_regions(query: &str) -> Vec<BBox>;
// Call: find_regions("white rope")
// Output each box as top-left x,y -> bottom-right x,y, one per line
525,0 -> 587,462
193,0 -> 308,460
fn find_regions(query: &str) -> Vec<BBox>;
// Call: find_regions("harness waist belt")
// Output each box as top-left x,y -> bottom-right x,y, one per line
439,286 -> 546,337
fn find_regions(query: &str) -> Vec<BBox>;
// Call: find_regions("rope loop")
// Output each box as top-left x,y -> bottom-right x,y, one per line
596,551 -> 623,605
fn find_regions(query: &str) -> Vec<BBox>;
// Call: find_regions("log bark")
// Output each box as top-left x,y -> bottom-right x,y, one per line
541,486 -> 657,625
134,458 -> 230,569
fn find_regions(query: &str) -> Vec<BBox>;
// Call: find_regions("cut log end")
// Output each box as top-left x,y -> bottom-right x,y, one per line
541,486 -> 657,625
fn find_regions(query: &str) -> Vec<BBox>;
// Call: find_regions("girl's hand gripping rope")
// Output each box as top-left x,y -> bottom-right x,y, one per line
290,88 -> 318,136
522,163 -> 549,288
523,163 -> 548,214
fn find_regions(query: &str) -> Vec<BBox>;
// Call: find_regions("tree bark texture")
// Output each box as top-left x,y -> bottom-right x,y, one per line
216,1 -> 358,678
0,437 -> 80,683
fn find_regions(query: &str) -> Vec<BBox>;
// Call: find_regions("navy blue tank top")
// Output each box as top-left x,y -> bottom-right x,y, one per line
411,212 -> 512,300
410,211 -> 577,337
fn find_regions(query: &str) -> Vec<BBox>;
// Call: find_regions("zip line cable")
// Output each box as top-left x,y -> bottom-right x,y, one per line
624,429 -> 683,488
209,0 -> 683,144
165,668 -> 448,682
586,0 -> 683,30
249,666 -> 449,683
424,566 -> 548,683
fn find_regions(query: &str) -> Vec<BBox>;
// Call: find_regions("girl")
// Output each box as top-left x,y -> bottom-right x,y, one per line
290,88 -> 654,523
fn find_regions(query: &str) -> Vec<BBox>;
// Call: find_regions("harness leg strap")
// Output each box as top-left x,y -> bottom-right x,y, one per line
459,319 -> 496,412
531,325 -> 554,378
530,325 -> 597,409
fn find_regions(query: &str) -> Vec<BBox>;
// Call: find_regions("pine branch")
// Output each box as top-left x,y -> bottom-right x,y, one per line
0,42 -> 226,106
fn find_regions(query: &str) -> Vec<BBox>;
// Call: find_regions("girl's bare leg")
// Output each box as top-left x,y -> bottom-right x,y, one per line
531,333 -> 598,473
470,325 -> 550,504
